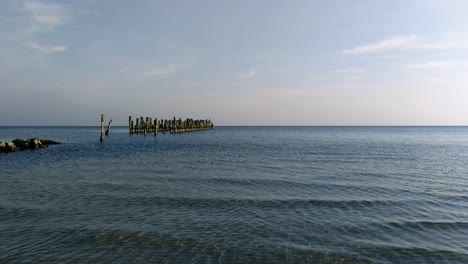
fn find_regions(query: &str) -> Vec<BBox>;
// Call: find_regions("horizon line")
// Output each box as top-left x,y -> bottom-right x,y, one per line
1,125 -> 468,127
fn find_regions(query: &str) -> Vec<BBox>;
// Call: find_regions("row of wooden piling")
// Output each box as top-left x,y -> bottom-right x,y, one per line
128,116 -> 214,136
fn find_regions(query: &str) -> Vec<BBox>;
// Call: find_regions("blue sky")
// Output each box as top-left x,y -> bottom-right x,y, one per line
1,0 -> 468,125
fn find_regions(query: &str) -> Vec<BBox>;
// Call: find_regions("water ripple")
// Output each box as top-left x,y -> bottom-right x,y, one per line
1,126 -> 468,263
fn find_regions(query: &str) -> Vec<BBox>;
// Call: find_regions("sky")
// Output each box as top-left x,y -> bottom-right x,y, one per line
1,0 -> 468,126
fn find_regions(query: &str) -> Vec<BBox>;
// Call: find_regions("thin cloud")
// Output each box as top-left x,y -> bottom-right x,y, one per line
26,42 -> 66,53
330,67 -> 365,74
239,70 -> 256,79
407,61 -> 466,69
24,1 -> 67,29
424,77 -> 451,85
145,64 -> 180,77
342,35 -> 468,55
342,35 -> 420,55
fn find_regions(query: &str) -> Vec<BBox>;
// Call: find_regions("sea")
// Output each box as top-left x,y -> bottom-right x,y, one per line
1,126 -> 467,264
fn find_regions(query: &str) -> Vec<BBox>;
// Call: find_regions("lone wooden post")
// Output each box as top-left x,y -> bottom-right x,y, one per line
100,114 -> 104,142
105,119 -> 112,136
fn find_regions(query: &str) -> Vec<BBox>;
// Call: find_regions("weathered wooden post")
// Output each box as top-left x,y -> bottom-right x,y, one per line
154,118 -> 158,136
100,114 -> 104,142
147,117 -> 150,133
129,116 -> 132,134
140,117 -> 143,133
105,119 -> 112,136
149,117 -> 153,132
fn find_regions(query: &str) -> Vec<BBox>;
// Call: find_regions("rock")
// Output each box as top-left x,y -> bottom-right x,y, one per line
0,141 -> 6,152
28,138 -> 45,149
39,139 -> 62,145
0,138 -> 59,153
12,139 -> 28,150
4,142 -> 18,152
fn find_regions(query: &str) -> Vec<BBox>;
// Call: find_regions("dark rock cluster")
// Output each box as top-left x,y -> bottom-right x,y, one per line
0,138 -> 61,153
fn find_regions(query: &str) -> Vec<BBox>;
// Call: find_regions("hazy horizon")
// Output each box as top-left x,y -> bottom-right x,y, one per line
1,1 -> 468,126
2,125 -> 468,128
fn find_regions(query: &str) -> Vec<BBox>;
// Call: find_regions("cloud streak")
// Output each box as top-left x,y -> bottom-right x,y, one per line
407,61 -> 467,69
144,64 -> 180,77
24,1 -> 67,29
330,67 -> 365,74
26,42 -> 66,53
342,35 -> 468,55
239,70 -> 256,79
342,35 -> 420,55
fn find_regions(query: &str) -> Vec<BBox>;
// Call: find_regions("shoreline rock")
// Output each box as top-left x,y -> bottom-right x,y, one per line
0,138 -> 62,153
39,139 -> 61,145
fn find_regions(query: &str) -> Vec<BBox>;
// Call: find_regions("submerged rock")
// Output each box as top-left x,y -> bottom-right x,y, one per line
6,143 -> 18,152
0,138 -> 60,153
0,142 -> 18,152
0,141 -> 6,152
12,139 -> 28,149
39,139 -> 61,145
29,138 -> 44,149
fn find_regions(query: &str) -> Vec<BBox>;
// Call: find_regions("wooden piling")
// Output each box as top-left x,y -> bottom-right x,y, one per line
105,119 -> 112,136
100,114 -> 104,142
149,117 -> 152,132
154,118 -> 158,136
140,117 -> 144,133
127,115 -> 214,135
129,116 -> 132,134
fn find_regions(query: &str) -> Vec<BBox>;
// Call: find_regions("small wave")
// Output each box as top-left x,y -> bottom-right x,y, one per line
88,181 -> 130,191
385,220 -> 468,230
148,176 -> 311,188
2,227 -> 373,264
357,244 -> 468,262
145,176 -> 413,196
432,193 -> 468,202
109,195 -> 402,209
0,205 -> 54,219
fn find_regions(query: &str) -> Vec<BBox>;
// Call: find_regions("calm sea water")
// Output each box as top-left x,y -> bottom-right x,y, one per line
1,126 -> 467,263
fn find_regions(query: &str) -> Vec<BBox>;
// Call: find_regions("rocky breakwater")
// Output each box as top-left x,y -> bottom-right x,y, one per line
0,138 -> 61,153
